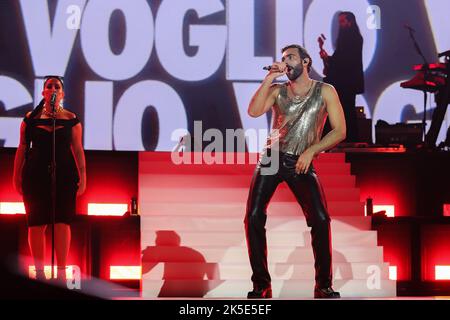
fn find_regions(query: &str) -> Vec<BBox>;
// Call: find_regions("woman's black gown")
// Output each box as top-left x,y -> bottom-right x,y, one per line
22,117 -> 80,226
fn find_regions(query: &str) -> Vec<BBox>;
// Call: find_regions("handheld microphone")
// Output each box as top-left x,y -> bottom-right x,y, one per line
50,93 -> 57,112
262,65 -> 292,71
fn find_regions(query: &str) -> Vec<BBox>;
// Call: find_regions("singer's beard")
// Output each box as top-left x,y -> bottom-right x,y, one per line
286,63 -> 303,81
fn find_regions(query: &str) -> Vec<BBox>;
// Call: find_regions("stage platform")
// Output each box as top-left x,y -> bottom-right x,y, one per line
1,148 -> 449,298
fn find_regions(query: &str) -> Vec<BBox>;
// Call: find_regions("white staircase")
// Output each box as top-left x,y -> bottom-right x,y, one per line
139,152 -> 396,298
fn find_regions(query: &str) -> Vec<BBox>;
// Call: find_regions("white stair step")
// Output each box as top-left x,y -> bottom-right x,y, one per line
140,246 -> 384,263
141,279 -> 396,298
140,187 -> 361,202
140,216 -> 372,232
140,174 -> 356,188
139,151 -> 347,164
141,262 -> 390,280
140,201 -> 365,217
138,152 -> 395,299
140,162 -> 351,175
141,231 -> 378,247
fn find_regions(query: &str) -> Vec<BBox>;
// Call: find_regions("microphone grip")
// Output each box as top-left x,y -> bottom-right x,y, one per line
263,65 -> 291,71
50,93 -> 57,112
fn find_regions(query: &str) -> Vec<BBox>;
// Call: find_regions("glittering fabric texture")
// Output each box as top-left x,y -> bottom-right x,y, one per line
265,80 -> 327,155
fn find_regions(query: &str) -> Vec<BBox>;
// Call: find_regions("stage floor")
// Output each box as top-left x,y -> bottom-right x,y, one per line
124,296 -> 450,300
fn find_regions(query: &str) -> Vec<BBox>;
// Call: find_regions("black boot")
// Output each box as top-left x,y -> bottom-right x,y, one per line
314,287 -> 340,299
247,287 -> 272,299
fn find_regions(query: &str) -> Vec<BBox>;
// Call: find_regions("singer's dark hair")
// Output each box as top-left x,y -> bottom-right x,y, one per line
338,11 -> 360,33
281,44 -> 312,73
23,75 -> 64,159
336,11 -> 362,48
43,75 -> 64,89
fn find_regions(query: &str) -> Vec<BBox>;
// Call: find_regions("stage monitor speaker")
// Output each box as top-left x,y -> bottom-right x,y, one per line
375,120 -> 423,146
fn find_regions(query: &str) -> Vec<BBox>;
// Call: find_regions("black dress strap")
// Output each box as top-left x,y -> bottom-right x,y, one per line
68,117 -> 80,127
23,115 -> 33,125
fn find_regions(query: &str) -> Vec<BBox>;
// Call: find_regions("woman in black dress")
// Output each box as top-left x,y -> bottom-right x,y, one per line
12,76 -> 86,281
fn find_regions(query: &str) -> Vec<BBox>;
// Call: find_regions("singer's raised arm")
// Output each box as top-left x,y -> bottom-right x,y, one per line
248,62 -> 288,117
247,79 -> 279,118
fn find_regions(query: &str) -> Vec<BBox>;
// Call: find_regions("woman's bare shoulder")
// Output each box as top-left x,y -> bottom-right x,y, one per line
62,109 -> 77,119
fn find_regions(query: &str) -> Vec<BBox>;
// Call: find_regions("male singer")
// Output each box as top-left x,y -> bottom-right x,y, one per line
245,44 -> 346,299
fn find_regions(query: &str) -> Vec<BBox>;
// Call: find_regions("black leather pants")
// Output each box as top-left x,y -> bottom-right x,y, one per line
244,151 -> 333,290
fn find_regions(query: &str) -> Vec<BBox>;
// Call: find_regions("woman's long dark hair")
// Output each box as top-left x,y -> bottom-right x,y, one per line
336,11 -> 362,50
24,98 -> 45,160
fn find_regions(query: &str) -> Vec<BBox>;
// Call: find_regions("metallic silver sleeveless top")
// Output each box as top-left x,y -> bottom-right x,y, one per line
264,80 -> 327,155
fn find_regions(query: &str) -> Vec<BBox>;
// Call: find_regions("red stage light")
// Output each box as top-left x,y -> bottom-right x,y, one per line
435,266 -> 450,280
443,204 -> 450,217
29,265 -> 76,279
374,205 -> 395,217
87,203 -> 128,216
389,266 -> 397,280
110,266 -> 141,279
0,202 -> 25,214
365,204 -> 395,217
